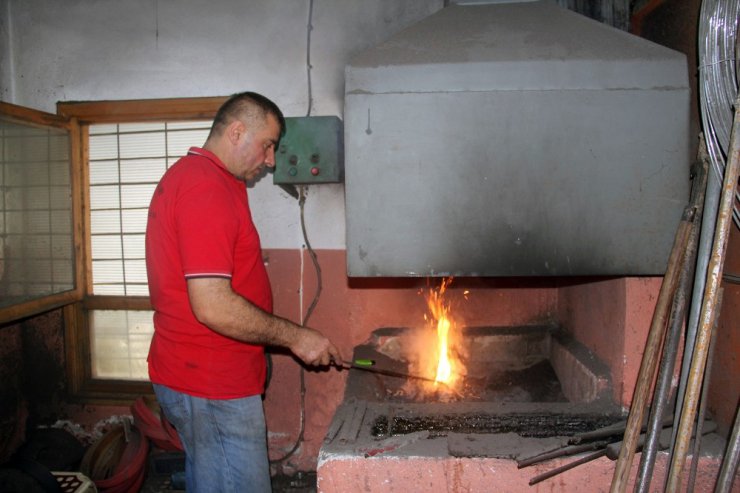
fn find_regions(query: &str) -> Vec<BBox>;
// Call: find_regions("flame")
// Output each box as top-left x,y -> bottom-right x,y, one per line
425,277 -> 459,386
435,317 -> 452,383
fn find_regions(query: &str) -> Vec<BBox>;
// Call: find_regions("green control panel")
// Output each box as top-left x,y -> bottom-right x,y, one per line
273,116 -> 343,184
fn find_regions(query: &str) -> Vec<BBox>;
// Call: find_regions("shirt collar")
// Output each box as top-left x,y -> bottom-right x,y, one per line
187,147 -> 229,172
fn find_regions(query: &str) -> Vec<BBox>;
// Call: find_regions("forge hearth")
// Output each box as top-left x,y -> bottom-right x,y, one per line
318,325 -> 629,491
342,325 -> 614,406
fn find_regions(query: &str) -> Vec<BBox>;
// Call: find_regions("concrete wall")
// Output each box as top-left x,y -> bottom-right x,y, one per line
0,0 -> 443,251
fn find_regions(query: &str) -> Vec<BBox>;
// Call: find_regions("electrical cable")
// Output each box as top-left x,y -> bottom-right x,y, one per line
269,187 -> 322,466
269,0 -> 317,468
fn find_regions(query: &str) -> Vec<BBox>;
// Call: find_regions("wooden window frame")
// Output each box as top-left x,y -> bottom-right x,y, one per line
59,97 -> 226,403
0,102 -> 84,325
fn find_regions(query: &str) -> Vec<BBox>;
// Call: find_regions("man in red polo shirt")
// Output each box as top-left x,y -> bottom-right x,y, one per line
145,92 -> 341,493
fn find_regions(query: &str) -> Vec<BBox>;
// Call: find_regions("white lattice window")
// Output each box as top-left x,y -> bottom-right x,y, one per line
87,120 -> 210,380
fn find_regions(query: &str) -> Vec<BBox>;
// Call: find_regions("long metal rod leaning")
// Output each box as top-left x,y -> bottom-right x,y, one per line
714,402 -> 740,493
686,289 -> 721,492
608,203 -> 694,493
634,157 -> 707,493
665,96 -> 740,491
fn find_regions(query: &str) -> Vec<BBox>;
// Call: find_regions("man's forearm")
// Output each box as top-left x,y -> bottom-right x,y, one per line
187,277 -> 301,347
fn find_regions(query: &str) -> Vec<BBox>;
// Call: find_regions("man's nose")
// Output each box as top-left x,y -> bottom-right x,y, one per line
265,148 -> 276,168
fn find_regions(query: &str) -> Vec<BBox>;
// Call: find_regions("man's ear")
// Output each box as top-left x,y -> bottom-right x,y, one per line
226,120 -> 247,145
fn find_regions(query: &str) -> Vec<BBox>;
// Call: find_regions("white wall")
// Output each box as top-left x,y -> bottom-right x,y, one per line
0,0 -> 442,249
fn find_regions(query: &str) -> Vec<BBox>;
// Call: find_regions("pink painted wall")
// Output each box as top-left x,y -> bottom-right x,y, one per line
317,453 -> 725,493
557,277 -> 661,408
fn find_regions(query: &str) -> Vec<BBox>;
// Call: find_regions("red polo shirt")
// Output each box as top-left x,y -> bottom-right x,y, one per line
145,147 -> 272,399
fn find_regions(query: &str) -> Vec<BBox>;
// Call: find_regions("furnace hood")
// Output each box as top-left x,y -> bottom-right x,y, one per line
344,0 -> 689,277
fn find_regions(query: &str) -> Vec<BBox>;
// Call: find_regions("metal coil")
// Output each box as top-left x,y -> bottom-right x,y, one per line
698,0 -> 740,228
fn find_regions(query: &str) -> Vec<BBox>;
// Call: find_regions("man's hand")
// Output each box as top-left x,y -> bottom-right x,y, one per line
290,328 -> 342,367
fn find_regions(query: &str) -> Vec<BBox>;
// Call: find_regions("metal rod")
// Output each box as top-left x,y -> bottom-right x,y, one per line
609,204 -> 694,493
635,158 -> 708,493
714,401 -> 740,493
518,440 -> 610,469
687,288 -> 722,492
672,171 -> 721,451
672,133 -> 723,455
665,96 -> 740,491
529,449 -> 607,486
337,360 -> 440,384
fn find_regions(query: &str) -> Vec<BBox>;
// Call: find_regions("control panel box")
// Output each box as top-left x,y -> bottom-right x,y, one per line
273,116 -> 343,184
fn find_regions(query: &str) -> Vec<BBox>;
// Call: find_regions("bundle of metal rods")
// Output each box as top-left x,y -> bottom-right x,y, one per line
518,416 -> 719,486
608,68 -> 740,493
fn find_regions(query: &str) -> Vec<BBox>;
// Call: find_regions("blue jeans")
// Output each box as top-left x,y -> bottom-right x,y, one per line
153,384 -> 271,493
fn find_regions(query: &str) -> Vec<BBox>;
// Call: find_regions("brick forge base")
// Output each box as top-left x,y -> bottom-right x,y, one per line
316,452 -> 728,493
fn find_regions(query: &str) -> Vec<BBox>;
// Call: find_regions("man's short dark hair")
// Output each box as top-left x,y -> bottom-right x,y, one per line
209,91 -> 286,141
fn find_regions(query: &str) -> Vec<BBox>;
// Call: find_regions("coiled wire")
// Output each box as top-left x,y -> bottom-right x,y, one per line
698,0 -> 740,228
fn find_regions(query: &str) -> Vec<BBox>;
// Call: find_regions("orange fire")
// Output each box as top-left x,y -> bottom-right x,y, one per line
424,277 -> 464,387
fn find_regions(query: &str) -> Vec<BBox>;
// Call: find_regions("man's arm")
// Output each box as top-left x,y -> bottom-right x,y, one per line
187,277 -> 341,366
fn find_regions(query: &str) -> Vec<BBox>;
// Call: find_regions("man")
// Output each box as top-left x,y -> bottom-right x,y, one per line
145,91 -> 342,493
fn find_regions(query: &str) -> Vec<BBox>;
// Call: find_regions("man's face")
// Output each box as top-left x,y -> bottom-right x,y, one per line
232,113 -> 281,182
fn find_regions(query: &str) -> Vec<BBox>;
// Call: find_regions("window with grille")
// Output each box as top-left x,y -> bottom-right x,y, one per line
0,119 -> 74,307
88,121 -> 210,295
87,120 -> 211,380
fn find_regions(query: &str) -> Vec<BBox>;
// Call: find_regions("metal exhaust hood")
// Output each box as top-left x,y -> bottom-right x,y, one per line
344,0 -> 689,277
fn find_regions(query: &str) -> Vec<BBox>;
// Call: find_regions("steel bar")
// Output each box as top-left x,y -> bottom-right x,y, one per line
337,360 -> 440,384
517,440 -> 610,468
569,421 -> 627,444
687,289 -> 722,492
665,96 -> 740,491
529,449 -> 607,486
673,145 -> 722,454
569,416 -> 673,446
609,204 -> 695,493
635,158 -> 708,493
714,402 -> 740,493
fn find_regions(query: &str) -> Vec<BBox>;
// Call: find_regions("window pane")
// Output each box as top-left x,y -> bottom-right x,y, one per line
90,184 -> 120,210
89,160 -> 120,184
91,235 -> 123,259
121,184 -> 156,209
92,259 -> 124,284
121,209 -> 148,234
90,210 -> 121,234
123,234 -> 146,258
167,128 -> 209,157
124,259 -> 148,283
120,158 -> 167,183
119,123 -> 165,133
89,124 -> 118,135
89,134 -> 118,160
119,132 -> 165,159
89,309 -> 154,381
